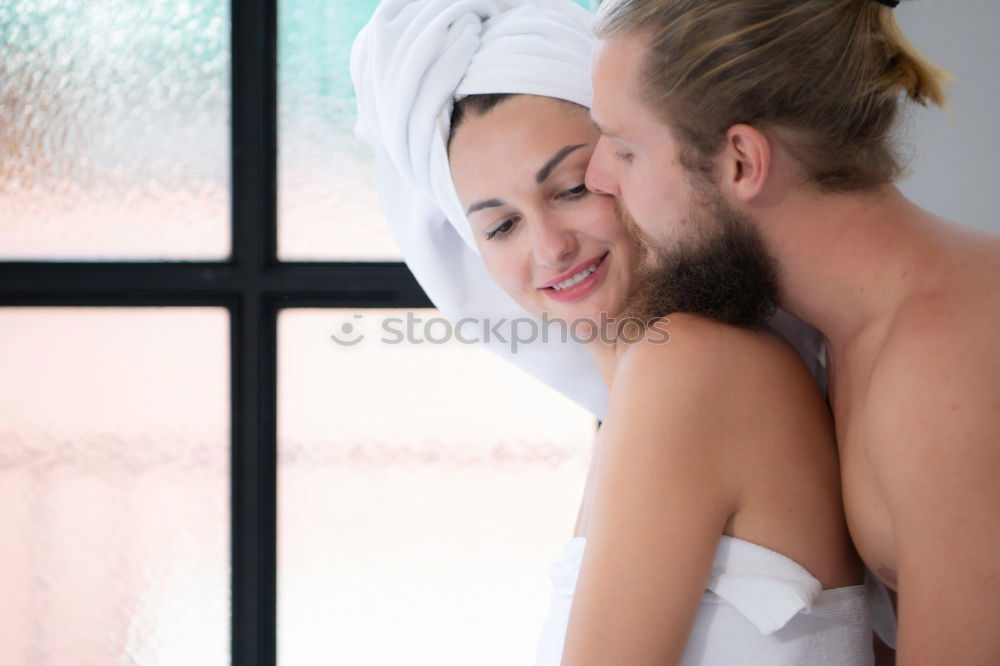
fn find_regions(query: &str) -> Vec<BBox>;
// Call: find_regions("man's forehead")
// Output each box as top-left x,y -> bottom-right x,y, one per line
593,31 -> 645,72
590,37 -> 641,137
589,113 -> 624,140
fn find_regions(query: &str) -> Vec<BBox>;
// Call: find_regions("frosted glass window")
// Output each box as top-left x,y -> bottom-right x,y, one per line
277,0 -> 397,261
0,1 -> 230,261
0,307 -> 230,666
277,309 -> 595,666
277,0 -> 594,261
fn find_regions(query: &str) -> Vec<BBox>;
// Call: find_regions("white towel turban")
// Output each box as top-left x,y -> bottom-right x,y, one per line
350,0 -> 612,418
350,0 -> 825,419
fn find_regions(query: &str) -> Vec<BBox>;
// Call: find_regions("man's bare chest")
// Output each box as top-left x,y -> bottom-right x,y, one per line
829,360 -> 899,591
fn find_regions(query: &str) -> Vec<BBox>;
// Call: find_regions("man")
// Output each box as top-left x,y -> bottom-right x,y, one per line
585,1 -> 1000,664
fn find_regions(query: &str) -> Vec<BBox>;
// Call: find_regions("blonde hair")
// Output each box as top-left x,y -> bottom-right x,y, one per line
595,0 -> 953,190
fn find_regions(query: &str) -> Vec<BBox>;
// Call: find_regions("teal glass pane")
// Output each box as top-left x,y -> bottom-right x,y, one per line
278,0 -> 395,261
276,0 -> 594,261
0,1 -> 230,261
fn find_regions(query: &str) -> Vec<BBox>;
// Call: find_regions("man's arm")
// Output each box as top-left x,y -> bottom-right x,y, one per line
869,329 -> 1000,665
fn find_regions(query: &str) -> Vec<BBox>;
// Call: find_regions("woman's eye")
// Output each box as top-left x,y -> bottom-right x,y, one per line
613,150 -> 634,164
559,183 -> 588,199
485,218 -> 516,241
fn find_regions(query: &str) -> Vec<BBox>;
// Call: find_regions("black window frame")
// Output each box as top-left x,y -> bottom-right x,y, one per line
0,1 -> 431,664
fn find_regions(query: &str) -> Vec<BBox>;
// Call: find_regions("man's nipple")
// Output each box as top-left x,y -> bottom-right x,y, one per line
876,567 -> 898,590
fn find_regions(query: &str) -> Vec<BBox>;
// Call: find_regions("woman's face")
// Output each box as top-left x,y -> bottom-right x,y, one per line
448,95 -> 637,326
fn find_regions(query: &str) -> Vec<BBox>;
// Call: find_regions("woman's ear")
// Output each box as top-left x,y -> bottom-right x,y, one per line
718,124 -> 771,202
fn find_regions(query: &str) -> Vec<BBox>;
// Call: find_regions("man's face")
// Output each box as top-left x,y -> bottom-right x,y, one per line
587,33 -> 780,327
586,33 -> 706,254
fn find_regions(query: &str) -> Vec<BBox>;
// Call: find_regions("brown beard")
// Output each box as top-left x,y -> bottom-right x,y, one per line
617,186 -> 779,330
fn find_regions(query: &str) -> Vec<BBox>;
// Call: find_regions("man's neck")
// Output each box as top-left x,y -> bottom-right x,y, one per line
754,184 -> 944,351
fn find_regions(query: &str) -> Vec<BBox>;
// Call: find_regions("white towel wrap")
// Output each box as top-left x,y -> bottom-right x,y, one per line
536,535 -> 874,666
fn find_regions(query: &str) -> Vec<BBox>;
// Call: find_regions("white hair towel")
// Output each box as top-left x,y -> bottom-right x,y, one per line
351,0 -> 611,417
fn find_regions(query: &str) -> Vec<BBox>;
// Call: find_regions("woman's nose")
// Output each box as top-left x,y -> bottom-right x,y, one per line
585,136 -> 621,197
530,215 -> 578,268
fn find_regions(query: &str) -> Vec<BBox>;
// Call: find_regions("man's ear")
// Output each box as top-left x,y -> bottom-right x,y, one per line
718,124 -> 771,202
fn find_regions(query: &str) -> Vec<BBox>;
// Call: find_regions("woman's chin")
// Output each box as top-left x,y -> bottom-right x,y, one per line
538,304 -> 626,344
525,289 -> 628,339
568,300 -> 624,326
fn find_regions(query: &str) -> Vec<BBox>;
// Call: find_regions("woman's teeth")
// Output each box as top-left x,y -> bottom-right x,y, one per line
551,259 -> 600,291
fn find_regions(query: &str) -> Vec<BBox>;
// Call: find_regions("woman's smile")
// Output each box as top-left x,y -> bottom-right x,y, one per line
540,251 -> 610,304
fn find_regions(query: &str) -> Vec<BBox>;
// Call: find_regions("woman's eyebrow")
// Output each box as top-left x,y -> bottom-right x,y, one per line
535,143 -> 588,184
466,198 -> 505,215
465,143 -> 590,216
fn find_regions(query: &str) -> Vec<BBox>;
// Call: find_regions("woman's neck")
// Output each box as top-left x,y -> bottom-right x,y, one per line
585,332 -> 631,392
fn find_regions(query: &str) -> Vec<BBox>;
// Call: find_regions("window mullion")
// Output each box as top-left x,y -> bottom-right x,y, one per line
231,0 -> 278,663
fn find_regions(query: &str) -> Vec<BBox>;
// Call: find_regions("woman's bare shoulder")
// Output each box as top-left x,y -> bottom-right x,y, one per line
608,313 -> 831,472
616,312 -> 815,393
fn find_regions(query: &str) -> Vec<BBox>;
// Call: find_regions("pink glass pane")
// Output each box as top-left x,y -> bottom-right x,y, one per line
0,1 -> 230,260
0,307 -> 230,666
277,308 -> 596,666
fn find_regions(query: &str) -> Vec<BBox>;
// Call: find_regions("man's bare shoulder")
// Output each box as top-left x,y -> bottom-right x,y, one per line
867,283 -> 1000,456
874,268 -> 1000,382
861,231 -> 1000,666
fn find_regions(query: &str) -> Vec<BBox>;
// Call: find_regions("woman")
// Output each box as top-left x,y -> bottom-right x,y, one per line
351,1 -> 872,663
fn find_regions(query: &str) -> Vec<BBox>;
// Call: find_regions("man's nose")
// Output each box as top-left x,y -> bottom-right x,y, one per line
585,136 -> 621,197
